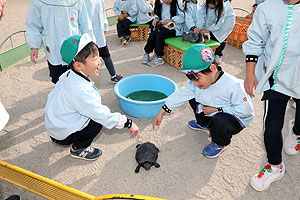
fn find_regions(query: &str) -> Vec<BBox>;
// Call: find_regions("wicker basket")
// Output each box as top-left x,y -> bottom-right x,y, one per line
129,26 -> 150,42
163,45 -> 217,70
227,17 -> 252,49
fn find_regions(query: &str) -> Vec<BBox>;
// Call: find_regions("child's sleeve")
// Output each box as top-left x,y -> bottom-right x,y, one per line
242,6 -> 268,57
196,3 -> 206,30
113,0 -> 120,16
102,0 -> 109,32
136,0 -> 153,14
185,3 -> 196,30
74,88 -> 124,129
165,81 -> 196,111
78,0 -> 96,41
25,0 -> 43,49
172,3 -> 184,24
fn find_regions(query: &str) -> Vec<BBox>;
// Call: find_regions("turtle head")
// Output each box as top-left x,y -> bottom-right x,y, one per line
143,162 -> 152,171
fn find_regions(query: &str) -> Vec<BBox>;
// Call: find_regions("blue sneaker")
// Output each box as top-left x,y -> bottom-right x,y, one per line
188,120 -> 210,132
202,141 -> 228,158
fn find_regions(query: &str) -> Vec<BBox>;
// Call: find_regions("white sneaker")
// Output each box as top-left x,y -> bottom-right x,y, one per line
292,102 -> 296,109
250,163 -> 285,191
285,119 -> 300,155
215,55 -> 222,65
142,53 -> 150,64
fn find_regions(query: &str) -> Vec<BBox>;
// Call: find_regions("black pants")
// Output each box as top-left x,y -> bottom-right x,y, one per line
189,98 -> 243,146
98,45 -> 116,77
50,119 -> 103,149
262,90 -> 300,165
144,28 -> 176,57
47,61 -> 69,84
117,18 -> 133,38
210,32 -> 226,57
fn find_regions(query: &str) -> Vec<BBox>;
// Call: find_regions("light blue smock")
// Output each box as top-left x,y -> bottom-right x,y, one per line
165,72 -> 254,127
113,0 -> 138,22
243,0 -> 300,98
255,0 -> 266,5
196,1 -> 235,42
85,0 -> 108,48
136,0 -> 153,24
45,70 -> 124,140
184,0 -> 201,31
25,0 -> 95,66
153,2 -> 185,36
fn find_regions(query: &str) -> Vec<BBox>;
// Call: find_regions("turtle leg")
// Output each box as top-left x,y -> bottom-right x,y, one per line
135,164 -> 142,173
154,162 -> 160,168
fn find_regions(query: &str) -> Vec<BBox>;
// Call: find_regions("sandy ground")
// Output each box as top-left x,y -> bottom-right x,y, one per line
0,0 -> 299,200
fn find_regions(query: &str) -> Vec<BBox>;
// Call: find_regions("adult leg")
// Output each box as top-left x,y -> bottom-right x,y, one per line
47,61 -> 69,84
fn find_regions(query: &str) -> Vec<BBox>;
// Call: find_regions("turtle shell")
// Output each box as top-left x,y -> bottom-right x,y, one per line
135,142 -> 159,164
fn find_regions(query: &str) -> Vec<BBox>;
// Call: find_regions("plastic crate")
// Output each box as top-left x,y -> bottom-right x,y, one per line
129,25 -> 150,42
227,17 -> 252,49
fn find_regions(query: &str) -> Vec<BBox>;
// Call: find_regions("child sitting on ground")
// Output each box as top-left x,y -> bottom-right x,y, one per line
113,0 -> 138,45
44,34 -> 140,161
196,0 -> 235,64
153,44 -> 254,158
142,0 -> 185,67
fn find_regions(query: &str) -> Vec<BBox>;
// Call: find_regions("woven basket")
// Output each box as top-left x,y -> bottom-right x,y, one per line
227,17 -> 252,49
129,26 -> 150,42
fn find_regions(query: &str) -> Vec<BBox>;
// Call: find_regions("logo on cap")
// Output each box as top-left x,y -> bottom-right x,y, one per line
200,48 -> 213,63
72,38 -> 79,44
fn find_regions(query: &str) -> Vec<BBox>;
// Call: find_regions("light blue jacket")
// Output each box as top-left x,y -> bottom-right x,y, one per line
154,2 -> 185,36
196,1 -> 235,42
255,0 -> 266,5
165,72 -> 254,127
184,0 -> 201,31
113,0 -> 138,22
243,0 -> 300,98
45,70 -> 126,140
25,0 -> 95,66
136,0 -> 153,24
85,0 -> 108,48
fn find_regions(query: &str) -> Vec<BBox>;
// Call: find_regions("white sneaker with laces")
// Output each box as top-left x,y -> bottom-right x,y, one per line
284,119 -> 300,155
250,163 -> 285,191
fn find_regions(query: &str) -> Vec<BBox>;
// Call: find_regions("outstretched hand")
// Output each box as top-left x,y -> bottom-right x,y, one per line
153,109 -> 165,130
129,122 -> 140,139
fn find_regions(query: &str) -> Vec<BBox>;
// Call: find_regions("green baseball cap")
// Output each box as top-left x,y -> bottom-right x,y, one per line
60,33 -> 93,65
180,44 -> 215,74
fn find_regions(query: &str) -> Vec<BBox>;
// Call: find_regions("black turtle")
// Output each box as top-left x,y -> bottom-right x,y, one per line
135,142 -> 160,173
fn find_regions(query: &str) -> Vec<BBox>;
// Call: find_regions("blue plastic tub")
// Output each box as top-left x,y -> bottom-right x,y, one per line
114,74 -> 177,118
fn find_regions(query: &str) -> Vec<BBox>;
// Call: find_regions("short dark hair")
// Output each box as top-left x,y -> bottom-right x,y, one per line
69,41 -> 98,69
185,61 -> 219,80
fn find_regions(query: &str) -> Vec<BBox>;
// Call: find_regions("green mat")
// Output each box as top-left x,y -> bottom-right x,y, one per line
127,90 -> 168,101
130,24 -> 150,27
164,37 -> 220,52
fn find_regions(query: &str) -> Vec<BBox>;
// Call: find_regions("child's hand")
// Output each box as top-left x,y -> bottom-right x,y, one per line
163,19 -> 173,25
152,18 -> 159,26
30,48 -> 39,64
153,109 -> 165,130
129,122 -> 140,139
203,106 -> 218,115
244,73 -> 258,97
194,28 -> 201,34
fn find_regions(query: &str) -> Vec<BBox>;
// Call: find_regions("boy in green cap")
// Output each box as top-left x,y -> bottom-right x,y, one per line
44,33 -> 140,161
153,44 -> 254,158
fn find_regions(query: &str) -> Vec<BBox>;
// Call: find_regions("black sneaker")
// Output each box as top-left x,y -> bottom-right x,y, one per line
110,74 -> 123,83
70,145 -> 102,161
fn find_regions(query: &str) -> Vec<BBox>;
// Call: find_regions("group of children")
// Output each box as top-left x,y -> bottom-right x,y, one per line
10,0 -> 299,194
113,0 -> 235,66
